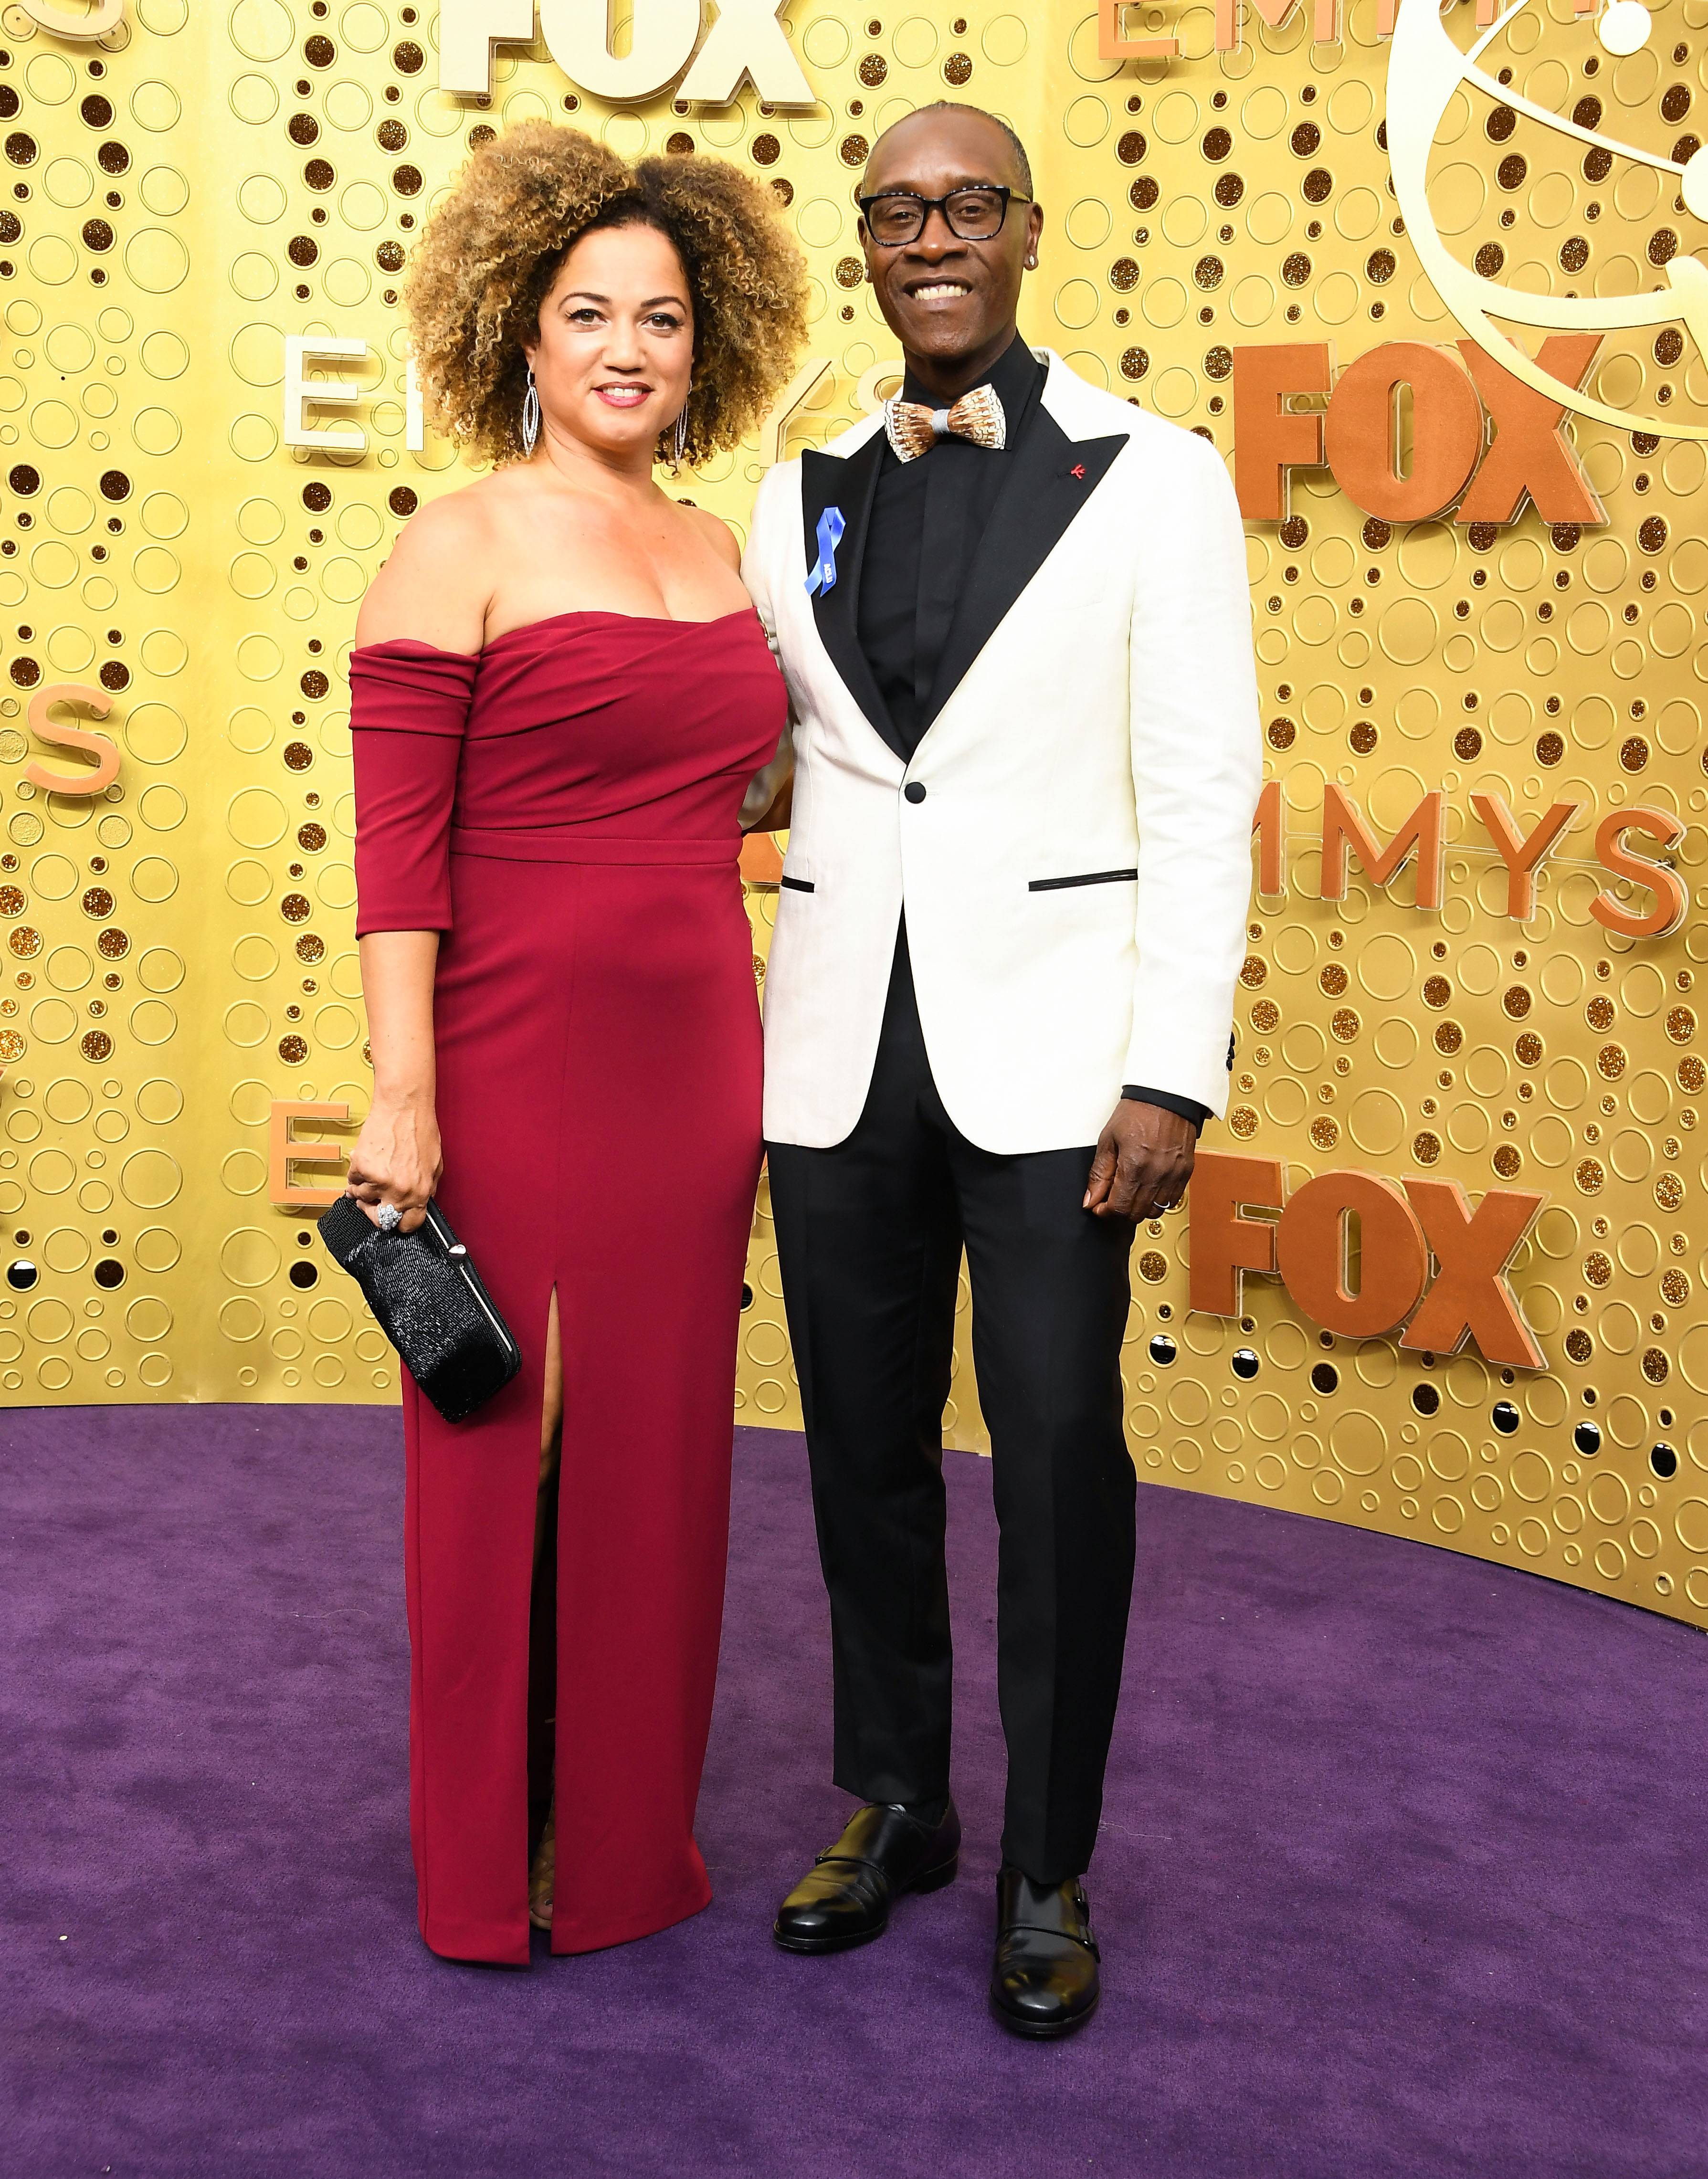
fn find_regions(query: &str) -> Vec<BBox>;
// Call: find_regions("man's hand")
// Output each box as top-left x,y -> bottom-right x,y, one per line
1084,1101 -> 1197,1222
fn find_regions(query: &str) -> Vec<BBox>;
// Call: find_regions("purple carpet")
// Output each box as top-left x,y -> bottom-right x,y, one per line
3,1408 -> 1705,2179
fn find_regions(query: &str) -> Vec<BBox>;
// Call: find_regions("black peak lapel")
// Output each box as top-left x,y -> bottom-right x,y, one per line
800,432 -> 904,762
922,403 -> 1128,733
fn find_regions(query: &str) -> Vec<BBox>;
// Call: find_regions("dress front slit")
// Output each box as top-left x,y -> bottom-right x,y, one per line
351,611 -> 782,1963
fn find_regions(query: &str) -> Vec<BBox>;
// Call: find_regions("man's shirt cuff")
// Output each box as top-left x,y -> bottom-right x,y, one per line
1121,1085 -> 1210,1132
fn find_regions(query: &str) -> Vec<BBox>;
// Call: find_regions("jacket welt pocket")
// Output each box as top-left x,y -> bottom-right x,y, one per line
1027,868 -> 1138,893
780,874 -> 816,893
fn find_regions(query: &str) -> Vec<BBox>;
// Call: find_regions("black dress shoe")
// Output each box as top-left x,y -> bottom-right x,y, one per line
988,1866 -> 1101,2038
772,1800 -> 960,1954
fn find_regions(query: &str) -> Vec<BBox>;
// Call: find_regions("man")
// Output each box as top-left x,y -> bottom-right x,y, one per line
741,103 -> 1260,2038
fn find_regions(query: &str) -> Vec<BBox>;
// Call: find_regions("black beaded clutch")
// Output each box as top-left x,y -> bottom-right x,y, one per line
318,1194 -> 521,1423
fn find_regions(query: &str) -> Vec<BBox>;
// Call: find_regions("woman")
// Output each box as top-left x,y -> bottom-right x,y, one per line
343,124 -> 804,1966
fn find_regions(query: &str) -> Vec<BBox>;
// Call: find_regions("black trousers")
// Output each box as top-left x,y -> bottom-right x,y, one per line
766,928 -> 1138,1884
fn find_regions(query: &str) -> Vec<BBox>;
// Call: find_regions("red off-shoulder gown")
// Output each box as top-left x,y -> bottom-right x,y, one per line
349,610 -> 783,1964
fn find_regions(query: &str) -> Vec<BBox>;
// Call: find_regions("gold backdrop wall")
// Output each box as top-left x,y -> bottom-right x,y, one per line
4,0 -> 1708,1628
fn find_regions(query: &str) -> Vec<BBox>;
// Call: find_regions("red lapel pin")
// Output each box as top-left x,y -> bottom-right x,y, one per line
1070,463 -> 1085,479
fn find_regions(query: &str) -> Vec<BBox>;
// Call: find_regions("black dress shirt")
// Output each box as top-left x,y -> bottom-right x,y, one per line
858,333 -> 1045,761
852,334 -> 1210,1135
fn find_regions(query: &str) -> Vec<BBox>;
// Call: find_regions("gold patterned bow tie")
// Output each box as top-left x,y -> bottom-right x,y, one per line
882,383 -> 1007,463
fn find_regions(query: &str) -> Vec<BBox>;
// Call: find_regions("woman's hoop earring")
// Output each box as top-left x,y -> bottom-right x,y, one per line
521,365 -> 540,456
670,403 -> 690,474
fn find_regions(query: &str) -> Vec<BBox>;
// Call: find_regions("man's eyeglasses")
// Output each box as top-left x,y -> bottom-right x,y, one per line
857,186 -> 1032,246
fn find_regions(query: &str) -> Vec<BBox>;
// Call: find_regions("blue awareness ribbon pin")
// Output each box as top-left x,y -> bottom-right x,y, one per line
805,506 -> 846,596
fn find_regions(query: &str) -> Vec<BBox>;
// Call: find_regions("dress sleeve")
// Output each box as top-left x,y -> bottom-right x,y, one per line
350,642 -> 479,937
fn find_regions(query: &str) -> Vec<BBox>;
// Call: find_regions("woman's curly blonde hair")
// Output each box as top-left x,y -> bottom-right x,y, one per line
405,122 -> 810,470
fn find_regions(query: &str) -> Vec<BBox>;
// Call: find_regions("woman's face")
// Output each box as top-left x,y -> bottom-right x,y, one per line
524,221 -> 694,463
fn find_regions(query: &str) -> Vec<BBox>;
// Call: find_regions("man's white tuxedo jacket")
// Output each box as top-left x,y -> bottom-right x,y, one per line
742,349 -> 1262,1156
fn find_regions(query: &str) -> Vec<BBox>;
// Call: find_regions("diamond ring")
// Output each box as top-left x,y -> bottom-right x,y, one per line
375,1202 -> 403,1233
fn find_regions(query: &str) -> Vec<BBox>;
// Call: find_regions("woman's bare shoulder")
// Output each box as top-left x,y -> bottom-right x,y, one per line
678,500 -> 742,571
356,478 -> 511,650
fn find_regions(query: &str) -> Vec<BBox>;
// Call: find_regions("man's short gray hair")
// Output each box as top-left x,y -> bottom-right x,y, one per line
868,101 -> 1034,198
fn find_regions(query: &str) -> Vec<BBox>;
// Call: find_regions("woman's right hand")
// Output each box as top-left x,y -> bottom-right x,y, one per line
346,1092 -> 442,1234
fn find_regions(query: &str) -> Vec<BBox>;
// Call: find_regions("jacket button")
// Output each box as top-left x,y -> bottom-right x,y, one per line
904,781 -> 927,804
